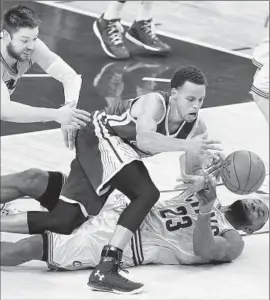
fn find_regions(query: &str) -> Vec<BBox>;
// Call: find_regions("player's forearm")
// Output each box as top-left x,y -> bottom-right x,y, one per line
136,131 -> 189,153
193,212 -> 217,259
1,102 -> 57,123
63,74 -> 82,105
45,56 -> 82,105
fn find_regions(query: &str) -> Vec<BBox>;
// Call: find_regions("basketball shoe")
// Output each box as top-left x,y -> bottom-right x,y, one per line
88,245 -> 143,294
93,15 -> 130,60
125,19 -> 171,54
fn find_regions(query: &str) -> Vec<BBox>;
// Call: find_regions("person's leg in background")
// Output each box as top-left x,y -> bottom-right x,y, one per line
93,1 -> 171,60
93,1 -> 130,59
125,1 -> 171,54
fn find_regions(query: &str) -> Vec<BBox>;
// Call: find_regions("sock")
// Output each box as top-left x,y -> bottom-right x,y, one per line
104,1 -> 125,20
136,1 -> 153,22
109,225 -> 133,250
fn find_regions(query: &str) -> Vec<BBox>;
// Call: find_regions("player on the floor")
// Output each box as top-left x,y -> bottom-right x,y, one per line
0,65 -> 223,294
250,15 -> 269,123
93,1 -> 171,59
1,158 -> 268,272
1,4 -> 91,215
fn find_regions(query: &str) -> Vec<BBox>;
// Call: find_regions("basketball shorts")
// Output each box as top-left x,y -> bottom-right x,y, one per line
59,111 -> 141,216
43,194 -> 147,270
251,58 -> 269,101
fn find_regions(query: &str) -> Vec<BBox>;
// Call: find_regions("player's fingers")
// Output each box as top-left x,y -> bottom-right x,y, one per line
61,129 -> 69,148
74,109 -> 91,118
67,131 -> 75,150
72,117 -> 88,127
70,129 -> 77,150
70,122 -> 81,130
203,144 -> 223,151
204,140 -> 222,145
73,113 -> 90,125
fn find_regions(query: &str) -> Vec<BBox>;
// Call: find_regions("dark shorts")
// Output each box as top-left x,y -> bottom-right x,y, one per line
60,112 -> 141,216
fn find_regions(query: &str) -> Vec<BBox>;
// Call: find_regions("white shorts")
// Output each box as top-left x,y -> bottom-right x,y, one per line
44,194 -> 143,270
251,59 -> 269,100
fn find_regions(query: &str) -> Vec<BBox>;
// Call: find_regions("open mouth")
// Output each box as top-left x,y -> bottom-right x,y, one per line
189,112 -> 197,117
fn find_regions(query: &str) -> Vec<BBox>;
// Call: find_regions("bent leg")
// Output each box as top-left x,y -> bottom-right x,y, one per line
1,200 -> 87,234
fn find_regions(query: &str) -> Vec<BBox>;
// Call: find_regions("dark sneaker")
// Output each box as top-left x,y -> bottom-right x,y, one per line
93,15 -> 130,60
125,19 -> 171,54
88,245 -> 143,294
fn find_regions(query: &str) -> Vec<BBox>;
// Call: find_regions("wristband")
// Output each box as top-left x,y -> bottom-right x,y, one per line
199,210 -> 212,216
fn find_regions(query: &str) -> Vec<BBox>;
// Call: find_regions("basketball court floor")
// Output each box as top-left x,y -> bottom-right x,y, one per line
1,1 -> 269,299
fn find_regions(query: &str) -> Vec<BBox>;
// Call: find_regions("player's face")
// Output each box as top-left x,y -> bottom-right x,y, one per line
173,81 -> 206,122
6,27 -> 39,62
238,198 -> 269,233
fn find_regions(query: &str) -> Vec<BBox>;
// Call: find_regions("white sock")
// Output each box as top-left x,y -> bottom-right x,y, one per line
136,1 -> 153,22
109,225 -> 133,250
103,1 -> 125,20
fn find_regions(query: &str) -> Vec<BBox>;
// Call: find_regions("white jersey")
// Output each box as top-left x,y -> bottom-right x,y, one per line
1,51 -> 32,94
45,192 -> 235,271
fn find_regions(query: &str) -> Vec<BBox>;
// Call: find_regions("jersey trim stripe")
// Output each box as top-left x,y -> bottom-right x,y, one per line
131,228 -> 144,266
252,58 -> 263,69
251,85 -> 269,99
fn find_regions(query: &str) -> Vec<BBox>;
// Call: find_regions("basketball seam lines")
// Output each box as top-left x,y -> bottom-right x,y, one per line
242,151 -> 252,194
233,152 -> 241,193
247,166 -> 266,193
221,169 -> 239,190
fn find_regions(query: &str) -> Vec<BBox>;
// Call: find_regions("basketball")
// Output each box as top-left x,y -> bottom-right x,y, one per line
221,150 -> 266,195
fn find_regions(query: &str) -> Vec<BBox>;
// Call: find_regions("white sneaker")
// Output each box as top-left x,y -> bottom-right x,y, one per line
1,203 -> 22,216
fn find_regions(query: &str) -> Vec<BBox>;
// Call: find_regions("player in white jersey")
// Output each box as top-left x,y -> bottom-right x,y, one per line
250,16 -> 269,123
1,4 -> 91,141
1,5 -> 91,215
1,153 -> 268,275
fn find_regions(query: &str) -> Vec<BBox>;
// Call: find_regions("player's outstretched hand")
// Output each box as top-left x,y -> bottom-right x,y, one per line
196,175 -> 217,212
185,139 -> 223,158
55,101 -> 91,128
61,125 -> 78,150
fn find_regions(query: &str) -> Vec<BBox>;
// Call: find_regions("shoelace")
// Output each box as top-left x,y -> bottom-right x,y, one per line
107,20 -> 124,45
118,261 -> 129,274
141,20 -> 158,40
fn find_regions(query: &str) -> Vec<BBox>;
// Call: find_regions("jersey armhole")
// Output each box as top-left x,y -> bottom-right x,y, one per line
155,92 -> 167,124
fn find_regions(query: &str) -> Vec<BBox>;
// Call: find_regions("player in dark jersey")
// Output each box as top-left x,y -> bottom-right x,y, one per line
1,65 -> 223,294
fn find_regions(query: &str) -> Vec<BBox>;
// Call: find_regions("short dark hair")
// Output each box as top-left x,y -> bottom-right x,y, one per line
171,65 -> 208,89
3,5 -> 41,35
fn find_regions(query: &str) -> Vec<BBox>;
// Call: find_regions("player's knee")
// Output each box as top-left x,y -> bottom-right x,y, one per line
142,184 -> 160,207
20,168 -> 48,194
